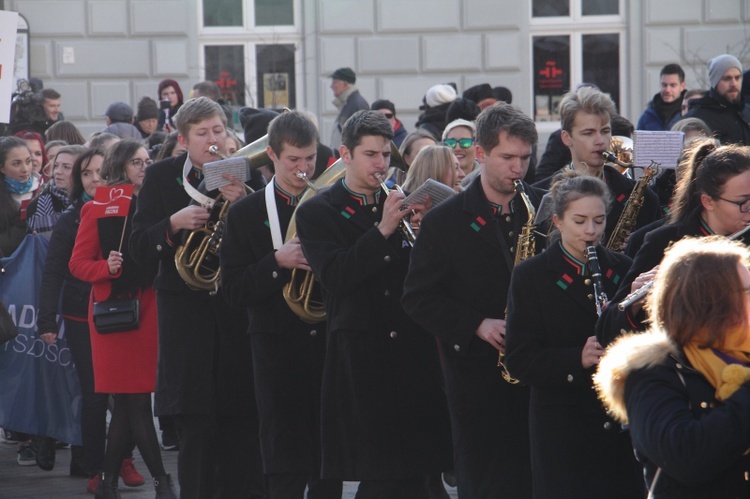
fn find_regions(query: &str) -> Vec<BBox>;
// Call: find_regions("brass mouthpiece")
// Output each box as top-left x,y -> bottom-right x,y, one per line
209,146 -> 229,160
295,171 -> 317,191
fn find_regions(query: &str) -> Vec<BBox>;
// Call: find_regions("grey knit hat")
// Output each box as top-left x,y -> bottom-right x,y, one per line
708,54 -> 743,88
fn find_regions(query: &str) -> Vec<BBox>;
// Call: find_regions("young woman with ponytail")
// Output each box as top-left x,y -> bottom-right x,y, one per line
596,140 -> 750,346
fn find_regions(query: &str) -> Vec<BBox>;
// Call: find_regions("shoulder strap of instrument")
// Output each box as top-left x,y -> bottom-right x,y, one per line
181,155 -> 215,209
264,176 -> 283,250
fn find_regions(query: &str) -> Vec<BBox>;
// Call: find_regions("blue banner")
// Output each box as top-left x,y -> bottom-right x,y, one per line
0,234 -> 82,445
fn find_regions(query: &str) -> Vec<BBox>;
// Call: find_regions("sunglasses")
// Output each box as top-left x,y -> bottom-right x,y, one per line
443,138 -> 474,149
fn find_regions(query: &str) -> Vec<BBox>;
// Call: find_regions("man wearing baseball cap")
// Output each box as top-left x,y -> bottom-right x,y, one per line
686,54 -> 750,145
329,67 -> 369,154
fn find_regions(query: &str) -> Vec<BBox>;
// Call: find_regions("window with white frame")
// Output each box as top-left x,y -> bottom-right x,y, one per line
530,0 -> 624,123
198,0 -> 300,114
201,0 -> 294,28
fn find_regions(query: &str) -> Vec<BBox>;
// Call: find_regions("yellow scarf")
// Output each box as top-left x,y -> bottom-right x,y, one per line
683,326 -> 750,401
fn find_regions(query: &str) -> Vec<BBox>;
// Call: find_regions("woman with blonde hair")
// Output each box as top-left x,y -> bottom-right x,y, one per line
402,145 -> 464,232
596,236 -> 750,498
402,144 -> 465,193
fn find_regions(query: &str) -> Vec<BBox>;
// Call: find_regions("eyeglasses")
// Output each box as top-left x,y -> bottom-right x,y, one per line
382,113 -> 394,119
443,138 -> 474,149
717,196 -> 750,213
130,158 -> 154,170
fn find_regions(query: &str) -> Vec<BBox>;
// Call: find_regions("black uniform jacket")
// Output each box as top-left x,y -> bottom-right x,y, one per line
534,164 -> 662,244
38,204 -> 90,333
506,242 -> 642,499
220,185 -> 326,474
594,216 -> 750,347
403,176 -> 545,499
129,153 -> 246,416
296,179 -> 452,480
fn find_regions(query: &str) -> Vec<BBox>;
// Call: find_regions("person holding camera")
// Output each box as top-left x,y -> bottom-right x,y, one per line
157,80 -> 184,133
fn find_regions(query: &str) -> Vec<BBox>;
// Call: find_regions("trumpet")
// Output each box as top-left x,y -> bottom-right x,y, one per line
374,173 -> 417,247
617,223 -> 750,311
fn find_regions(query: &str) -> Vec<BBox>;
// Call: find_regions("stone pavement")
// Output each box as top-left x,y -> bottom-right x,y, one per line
0,435 -> 458,498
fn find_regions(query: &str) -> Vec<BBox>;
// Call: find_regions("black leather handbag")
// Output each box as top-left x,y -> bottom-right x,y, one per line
92,298 -> 140,334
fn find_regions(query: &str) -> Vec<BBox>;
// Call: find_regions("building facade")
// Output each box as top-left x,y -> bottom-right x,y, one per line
4,0 -> 750,144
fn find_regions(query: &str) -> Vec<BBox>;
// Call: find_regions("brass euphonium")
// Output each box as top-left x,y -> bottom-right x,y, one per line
174,135 -> 269,293
282,142 -> 408,323
282,162 -> 345,323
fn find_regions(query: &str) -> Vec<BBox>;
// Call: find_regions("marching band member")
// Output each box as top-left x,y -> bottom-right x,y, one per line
130,97 -> 263,498
596,236 -> 750,498
296,110 -> 452,498
505,171 -> 642,499
403,103 -> 544,498
597,142 -> 750,346
220,111 -> 341,498
534,86 -> 662,244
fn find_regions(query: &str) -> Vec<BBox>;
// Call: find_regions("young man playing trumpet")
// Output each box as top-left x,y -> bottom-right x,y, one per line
130,97 -> 263,498
296,110 -> 452,498
220,110 -> 341,499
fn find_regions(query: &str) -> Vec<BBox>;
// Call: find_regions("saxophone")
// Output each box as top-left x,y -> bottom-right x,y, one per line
513,180 -> 537,264
498,180 -> 537,384
604,161 -> 658,251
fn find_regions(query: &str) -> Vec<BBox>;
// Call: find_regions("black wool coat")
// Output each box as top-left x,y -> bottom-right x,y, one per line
296,179 -> 452,481
220,186 -> 327,474
506,242 -> 643,499
38,204 -> 90,334
130,153 -> 248,416
403,176 -> 546,498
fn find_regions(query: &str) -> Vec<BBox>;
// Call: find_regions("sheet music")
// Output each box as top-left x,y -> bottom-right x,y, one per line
633,131 -> 684,169
203,157 -> 250,191
402,178 -> 456,207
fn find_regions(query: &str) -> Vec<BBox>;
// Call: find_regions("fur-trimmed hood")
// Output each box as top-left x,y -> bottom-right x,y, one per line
594,329 -> 679,424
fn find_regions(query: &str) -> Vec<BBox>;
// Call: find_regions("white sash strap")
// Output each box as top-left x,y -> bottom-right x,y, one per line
182,156 -> 215,209
264,177 -> 284,250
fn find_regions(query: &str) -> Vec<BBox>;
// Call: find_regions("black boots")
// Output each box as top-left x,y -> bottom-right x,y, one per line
34,436 -> 56,471
69,445 -> 88,477
94,472 -> 122,499
153,474 -> 178,499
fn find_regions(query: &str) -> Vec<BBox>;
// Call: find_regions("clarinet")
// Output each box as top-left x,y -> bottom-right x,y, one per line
585,243 -> 609,317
